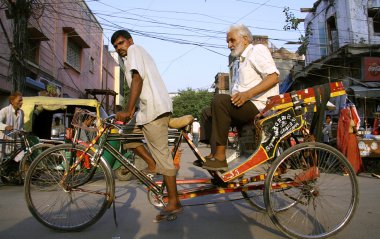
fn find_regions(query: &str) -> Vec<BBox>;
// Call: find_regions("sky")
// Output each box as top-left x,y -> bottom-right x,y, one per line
85,0 -> 316,92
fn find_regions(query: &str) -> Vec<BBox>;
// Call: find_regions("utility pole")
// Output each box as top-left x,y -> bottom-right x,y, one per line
3,0 -> 33,92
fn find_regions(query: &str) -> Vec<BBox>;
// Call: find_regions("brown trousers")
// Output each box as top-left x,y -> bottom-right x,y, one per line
201,94 -> 259,147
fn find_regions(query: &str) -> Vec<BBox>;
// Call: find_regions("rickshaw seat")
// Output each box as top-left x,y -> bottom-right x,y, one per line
169,115 -> 194,129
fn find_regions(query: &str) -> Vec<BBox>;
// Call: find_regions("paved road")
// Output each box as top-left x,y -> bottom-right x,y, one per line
1,144 -> 380,239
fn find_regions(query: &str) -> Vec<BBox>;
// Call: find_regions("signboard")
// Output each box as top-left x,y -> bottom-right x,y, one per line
363,57 -> 380,82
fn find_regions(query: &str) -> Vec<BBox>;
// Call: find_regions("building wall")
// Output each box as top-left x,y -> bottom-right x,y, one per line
110,51 -> 124,106
0,10 -> 12,94
304,0 -> 380,64
0,0 -> 117,100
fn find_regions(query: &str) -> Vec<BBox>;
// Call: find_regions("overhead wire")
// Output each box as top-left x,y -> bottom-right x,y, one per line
40,1 -> 368,79
2,0 -> 374,91
38,0 -> 378,50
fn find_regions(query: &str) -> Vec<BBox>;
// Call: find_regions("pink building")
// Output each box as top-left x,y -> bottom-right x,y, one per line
0,0 -> 117,109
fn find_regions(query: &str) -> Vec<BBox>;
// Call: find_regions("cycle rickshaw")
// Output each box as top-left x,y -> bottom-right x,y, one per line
24,82 -> 358,239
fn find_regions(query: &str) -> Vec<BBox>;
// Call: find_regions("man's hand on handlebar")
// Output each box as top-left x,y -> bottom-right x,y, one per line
116,111 -> 133,122
4,125 -> 13,131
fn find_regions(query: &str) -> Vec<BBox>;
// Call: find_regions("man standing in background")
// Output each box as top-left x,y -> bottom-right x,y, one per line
191,118 -> 200,147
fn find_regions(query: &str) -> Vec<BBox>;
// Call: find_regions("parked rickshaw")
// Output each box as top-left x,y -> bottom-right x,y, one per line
21,96 -> 140,181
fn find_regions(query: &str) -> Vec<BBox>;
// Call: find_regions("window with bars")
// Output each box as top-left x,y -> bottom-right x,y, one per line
27,39 -> 40,64
318,22 -> 327,57
66,38 -> 81,71
368,9 -> 380,34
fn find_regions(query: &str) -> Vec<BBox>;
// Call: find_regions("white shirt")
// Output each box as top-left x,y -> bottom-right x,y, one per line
123,44 -> 172,125
0,104 -> 24,131
232,44 -> 279,110
192,121 -> 200,134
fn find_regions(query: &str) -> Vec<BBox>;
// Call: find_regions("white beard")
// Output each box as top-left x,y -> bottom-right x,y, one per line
230,43 -> 245,57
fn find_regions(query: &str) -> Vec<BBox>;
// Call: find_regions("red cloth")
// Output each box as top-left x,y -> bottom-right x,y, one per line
337,108 -> 350,154
350,105 -> 360,129
373,117 -> 379,135
337,107 -> 363,174
346,133 -> 363,174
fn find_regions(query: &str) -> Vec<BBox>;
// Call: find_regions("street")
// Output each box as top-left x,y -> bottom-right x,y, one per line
1,144 -> 380,239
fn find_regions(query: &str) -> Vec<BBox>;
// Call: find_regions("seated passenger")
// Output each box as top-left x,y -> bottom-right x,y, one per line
200,24 -> 279,171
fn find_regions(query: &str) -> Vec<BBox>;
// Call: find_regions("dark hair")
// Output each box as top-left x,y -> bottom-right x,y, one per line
111,30 -> 132,44
9,91 -> 22,103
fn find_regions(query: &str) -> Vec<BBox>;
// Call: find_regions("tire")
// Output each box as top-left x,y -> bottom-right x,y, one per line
19,143 -> 54,181
241,139 -> 291,211
114,166 -> 133,181
264,142 -> 358,239
240,161 -> 271,211
24,143 -> 114,231
115,154 -> 147,181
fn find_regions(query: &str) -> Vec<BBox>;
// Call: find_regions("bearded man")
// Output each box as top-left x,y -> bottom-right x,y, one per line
200,24 -> 280,171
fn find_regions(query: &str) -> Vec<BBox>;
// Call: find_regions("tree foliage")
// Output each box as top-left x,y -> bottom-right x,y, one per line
172,88 -> 213,119
283,7 -> 312,55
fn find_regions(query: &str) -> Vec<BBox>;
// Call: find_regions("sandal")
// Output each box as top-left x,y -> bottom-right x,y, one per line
154,207 -> 184,222
193,154 -> 213,167
205,155 -> 213,160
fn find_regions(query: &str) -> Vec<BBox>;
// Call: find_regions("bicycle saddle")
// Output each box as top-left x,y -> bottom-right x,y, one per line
169,115 -> 194,129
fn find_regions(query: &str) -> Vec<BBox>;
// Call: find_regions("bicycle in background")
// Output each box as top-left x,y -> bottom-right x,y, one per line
0,129 -> 60,184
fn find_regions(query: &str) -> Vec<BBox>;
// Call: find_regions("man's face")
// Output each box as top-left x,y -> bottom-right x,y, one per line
11,96 -> 23,110
113,36 -> 133,57
227,30 -> 248,57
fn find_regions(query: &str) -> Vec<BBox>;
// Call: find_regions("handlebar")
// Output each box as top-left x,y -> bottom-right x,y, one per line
0,129 -> 27,137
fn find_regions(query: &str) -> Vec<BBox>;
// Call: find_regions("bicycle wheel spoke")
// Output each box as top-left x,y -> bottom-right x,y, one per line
265,142 -> 358,239
25,144 -> 113,231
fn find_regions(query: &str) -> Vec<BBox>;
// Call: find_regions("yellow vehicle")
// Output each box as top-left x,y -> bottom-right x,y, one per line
22,96 -> 142,181
22,96 -> 103,140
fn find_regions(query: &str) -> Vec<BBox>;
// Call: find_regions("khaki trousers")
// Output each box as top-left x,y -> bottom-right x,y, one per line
123,113 -> 176,176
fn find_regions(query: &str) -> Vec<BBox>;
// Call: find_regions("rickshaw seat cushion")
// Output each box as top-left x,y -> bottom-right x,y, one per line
169,115 -> 194,129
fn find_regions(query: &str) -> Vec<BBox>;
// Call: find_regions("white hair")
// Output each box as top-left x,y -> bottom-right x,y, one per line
228,24 -> 253,43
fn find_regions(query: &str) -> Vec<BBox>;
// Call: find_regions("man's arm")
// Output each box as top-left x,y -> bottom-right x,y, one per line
231,73 -> 279,107
0,107 -> 9,131
116,69 -> 143,121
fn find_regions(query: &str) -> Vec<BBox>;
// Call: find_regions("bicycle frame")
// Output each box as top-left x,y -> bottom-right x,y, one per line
62,106 -> 308,206
63,81 -> 348,204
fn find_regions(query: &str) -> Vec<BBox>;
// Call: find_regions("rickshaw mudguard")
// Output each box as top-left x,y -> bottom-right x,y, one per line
221,107 -> 304,182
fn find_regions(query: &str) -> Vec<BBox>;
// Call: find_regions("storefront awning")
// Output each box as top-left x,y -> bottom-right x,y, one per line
347,86 -> 380,98
25,77 -> 45,90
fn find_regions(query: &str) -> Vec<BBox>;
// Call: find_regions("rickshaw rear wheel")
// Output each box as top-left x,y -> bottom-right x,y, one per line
264,142 -> 358,239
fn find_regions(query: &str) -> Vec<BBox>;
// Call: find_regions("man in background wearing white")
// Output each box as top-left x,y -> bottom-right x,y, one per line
191,118 -> 200,147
